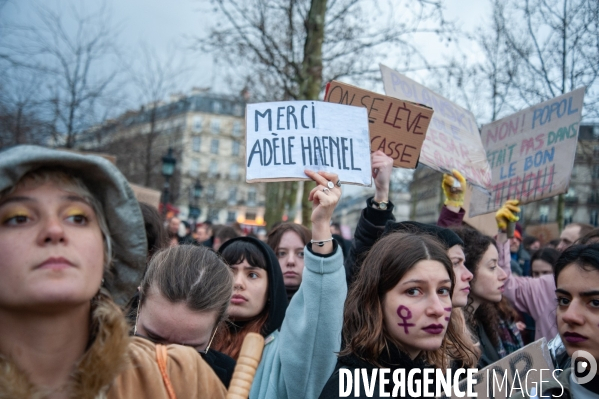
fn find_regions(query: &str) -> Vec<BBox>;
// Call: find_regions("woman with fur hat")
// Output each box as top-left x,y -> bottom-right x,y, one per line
0,145 -> 225,398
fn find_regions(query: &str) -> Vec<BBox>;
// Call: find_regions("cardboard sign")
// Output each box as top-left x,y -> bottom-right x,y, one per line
324,80 -> 433,168
469,88 -> 585,217
462,186 -> 499,237
525,223 -> 560,246
380,64 -> 492,190
245,101 -> 372,185
130,183 -> 161,209
439,339 -> 554,399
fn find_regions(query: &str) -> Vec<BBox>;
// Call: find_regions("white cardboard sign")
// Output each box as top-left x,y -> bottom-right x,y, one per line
469,87 -> 585,216
380,64 -> 492,191
245,101 -> 372,186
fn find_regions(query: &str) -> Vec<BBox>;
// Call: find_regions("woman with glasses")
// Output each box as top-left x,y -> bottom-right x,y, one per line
133,244 -> 236,387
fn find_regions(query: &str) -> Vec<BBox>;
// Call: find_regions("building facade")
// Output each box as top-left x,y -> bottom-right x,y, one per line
78,90 -> 266,226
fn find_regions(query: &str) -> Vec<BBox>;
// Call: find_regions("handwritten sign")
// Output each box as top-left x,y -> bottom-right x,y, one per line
245,101 -> 372,185
469,88 -> 585,216
525,223 -> 560,246
439,339 -> 554,399
324,81 -> 433,168
380,64 -> 492,190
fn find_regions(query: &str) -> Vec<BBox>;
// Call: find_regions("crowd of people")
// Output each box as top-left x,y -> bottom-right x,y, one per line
1,145 -> 598,398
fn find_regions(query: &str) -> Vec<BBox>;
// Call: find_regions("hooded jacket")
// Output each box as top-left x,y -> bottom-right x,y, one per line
0,145 -> 225,398
220,236 -> 347,399
0,145 -> 147,306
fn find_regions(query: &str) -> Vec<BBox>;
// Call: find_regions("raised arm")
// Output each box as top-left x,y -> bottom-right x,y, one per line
345,151 -> 395,284
277,170 -> 347,399
437,169 -> 466,227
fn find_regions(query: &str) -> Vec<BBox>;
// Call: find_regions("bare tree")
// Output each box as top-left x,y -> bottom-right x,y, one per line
200,0 -> 451,227
1,1 -> 122,148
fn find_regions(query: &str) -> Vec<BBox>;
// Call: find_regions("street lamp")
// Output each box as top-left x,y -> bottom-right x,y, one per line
161,147 -> 177,218
189,178 -> 203,220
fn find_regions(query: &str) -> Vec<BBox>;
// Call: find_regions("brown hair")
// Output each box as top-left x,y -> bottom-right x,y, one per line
138,202 -> 169,260
266,222 -> 311,252
341,233 -> 470,368
139,245 -> 233,327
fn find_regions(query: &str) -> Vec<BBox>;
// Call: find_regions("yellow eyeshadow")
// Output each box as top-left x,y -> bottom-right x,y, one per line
1,208 -> 30,223
65,207 -> 87,217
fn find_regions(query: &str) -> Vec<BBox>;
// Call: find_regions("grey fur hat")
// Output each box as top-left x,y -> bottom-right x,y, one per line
0,145 -> 147,306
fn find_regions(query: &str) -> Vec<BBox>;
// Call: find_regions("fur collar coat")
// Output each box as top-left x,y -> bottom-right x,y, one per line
0,292 -> 226,399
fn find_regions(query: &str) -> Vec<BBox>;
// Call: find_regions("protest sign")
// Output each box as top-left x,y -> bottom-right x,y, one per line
324,80 -> 433,168
130,183 -> 161,209
245,101 -> 372,185
525,223 -> 560,246
461,186 -> 498,237
380,64 -> 492,190
469,87 -> 585,217
439,339 -> 554,399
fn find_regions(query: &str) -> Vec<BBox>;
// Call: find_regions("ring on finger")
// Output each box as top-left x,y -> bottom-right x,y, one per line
327,181 -> 335,189
335,180 -> 342,187
322,187 -> 330,194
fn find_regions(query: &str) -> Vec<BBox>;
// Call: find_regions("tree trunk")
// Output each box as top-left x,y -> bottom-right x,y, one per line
299,0 -> 328,228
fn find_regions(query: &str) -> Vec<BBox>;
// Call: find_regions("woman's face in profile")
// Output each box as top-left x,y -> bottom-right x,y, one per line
0,182 -> 104,309
556,263 -> 599,360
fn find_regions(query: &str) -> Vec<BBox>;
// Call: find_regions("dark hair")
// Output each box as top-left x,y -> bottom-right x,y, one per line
139,202 -> 169,259
548,239 -> 560,248
530,247 -> 560,271
523,236 -> 539,249
341,233 -> 466,368
138,245 -> 233,326
554,244 -> 599,285
576,228 -> 599,245
266,222 -> 311,252
450,227 -> 497,277
216,240 -> 269,359
450,226 -> 502,347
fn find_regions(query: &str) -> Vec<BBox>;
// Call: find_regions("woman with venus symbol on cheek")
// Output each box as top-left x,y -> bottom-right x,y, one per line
319,233 -> 475,399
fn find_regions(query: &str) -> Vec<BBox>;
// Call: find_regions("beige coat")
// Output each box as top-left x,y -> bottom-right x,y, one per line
0,293 -> 226,399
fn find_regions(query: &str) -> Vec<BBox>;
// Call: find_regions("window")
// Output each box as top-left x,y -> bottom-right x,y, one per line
210,139 -> 219,154
593,164 -> 599,179
211,118 -> 220,134
208,160 -> 218,177
591,210 -> 599,227
228,187 -> 237,205
232,140 -> 240,156
564,208 -> 574,225
192,137 -> 201,152
247,188 -> 256,206
190,159 -> 199,176
213,101 -> 221,114
233,104 -> 243,117
208,208 -> 220,222
206,184 -> 216,202
227,211 -> 237,223
246,212 -> 256,221
539,205 -> 549,224
232,122 -> 242,137
193,116 -> 203,132
229,163 -> 239,180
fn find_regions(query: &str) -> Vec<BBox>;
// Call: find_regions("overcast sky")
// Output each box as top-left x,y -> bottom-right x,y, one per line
2,0 -> 490,98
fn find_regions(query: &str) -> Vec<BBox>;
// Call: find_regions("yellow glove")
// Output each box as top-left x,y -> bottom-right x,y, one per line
442,169 -> 466,208
495,199 -> 520,230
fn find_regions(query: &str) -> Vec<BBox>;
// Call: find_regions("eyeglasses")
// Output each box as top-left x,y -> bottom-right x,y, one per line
134,299 -> 218,355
